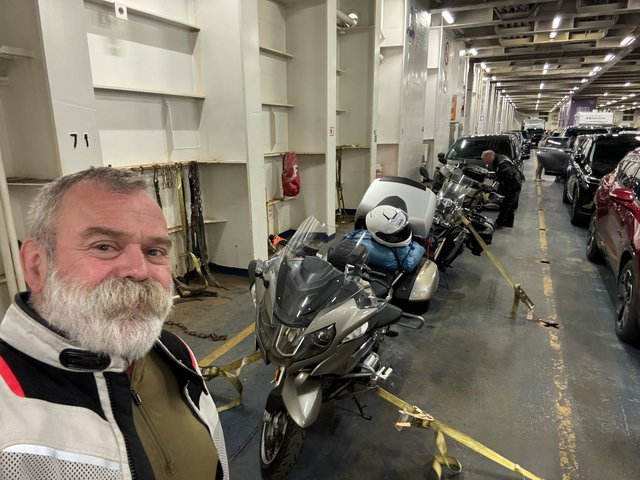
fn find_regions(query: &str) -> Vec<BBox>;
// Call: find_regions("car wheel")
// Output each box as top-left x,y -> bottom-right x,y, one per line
562,180 -> 570,204
586,213 -> 603,262
616,260 -> 640,344
570,188 -> 587,226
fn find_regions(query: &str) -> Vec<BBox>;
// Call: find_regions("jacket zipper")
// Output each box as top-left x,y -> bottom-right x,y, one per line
105,375 -> 137,480
130,387 -> 176,475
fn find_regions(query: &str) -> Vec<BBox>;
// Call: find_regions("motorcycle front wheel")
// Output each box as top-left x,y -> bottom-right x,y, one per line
260,406 -> 306,479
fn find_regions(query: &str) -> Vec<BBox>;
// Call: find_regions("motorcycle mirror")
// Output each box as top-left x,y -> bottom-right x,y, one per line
437,153 -> 447,164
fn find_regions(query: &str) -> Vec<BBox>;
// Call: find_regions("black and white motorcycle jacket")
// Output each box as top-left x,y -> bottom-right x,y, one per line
0,293 -> 229,479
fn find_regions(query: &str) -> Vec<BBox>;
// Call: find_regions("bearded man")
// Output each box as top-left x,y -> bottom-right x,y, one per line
0,167 -> 228,479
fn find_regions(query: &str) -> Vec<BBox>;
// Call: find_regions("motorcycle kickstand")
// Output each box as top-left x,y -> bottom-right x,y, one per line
352,392 -> 372,421
441,269 -> 450,289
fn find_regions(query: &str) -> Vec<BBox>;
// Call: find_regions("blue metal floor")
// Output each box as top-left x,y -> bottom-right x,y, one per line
174,152 -> 640,479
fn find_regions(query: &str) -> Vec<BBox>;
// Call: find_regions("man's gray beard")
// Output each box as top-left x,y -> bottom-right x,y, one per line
38,269 -> 174,361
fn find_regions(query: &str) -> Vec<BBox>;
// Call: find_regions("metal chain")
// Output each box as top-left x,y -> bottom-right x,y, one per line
165,320 -> 227,341
189,161 -> 203,215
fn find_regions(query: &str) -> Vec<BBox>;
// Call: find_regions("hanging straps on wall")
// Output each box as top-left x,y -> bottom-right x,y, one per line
146,163 -> 223,298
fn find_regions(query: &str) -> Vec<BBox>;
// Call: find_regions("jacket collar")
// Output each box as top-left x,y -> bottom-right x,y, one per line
0,294 -> 204,385
0,293 -> 128,373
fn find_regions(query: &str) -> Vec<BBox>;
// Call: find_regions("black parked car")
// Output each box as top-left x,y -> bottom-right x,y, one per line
439,134 -> 522,169
564,133 -> 640,225
526,128 -> 545,147
537,134 -> 592,177
507,130 -> 531,156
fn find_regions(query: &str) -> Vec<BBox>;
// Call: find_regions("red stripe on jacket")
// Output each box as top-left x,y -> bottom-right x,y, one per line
0,355 -> 25,397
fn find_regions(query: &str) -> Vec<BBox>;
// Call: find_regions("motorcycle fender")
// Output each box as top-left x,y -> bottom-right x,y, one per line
282,372 -> 322,428
409,259 -> 440,301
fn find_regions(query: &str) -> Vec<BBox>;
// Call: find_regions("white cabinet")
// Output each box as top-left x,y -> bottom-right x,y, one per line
335,0 -> 378,211
258,0 -> 335,235
0,0 -> 393,313
376,0 -> 430,180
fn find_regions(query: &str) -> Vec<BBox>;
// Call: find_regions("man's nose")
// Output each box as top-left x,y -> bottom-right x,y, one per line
116,245 -> 151,281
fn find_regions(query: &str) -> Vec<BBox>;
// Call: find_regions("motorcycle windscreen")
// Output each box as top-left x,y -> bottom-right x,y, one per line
437,181 -> 468,213
274,256 -> 346,328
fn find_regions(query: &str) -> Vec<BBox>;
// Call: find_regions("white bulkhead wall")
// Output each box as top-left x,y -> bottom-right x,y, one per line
424,17 -> 467,176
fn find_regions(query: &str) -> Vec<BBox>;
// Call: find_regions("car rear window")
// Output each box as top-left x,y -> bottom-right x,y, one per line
546,137 -> 571,149
590,138 -> 640,177
447,138 -> 513,160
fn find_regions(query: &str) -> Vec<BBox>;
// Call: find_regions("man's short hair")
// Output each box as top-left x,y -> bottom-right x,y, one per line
27,167 -> 148,257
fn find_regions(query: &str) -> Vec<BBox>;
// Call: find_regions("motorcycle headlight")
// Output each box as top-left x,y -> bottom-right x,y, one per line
275,326 -> 306,357
295,324 -> 336,360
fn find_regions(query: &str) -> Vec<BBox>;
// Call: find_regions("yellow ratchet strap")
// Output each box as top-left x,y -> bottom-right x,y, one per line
377,388 -> 545,480
459,214 -> 558,328
201,351 -> 263,413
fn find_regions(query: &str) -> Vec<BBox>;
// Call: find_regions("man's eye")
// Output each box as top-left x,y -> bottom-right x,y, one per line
95,244 -> 113,251
147,248 -> 167,257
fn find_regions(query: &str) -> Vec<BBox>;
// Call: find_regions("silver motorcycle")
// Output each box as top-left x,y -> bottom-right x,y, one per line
249,217 -> 423,479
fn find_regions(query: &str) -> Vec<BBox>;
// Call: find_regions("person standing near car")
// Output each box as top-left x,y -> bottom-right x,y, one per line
481,149 -> 524,229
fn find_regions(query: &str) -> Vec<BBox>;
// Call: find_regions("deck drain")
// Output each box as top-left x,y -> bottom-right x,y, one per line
536,259 -> 550,264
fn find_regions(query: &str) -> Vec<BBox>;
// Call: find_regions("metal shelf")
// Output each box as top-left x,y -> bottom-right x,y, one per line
6,177 -> 53,186
84,0 -> 200,32
167,219 -> 227,234
262,102 -> 295,109
0,45 -> 34,86
94,85 -> 205,100
259,46 -> 294,60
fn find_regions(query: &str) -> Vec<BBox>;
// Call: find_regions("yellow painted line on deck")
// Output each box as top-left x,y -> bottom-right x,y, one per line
198,323 -> 255,367
536,182 -> 579,479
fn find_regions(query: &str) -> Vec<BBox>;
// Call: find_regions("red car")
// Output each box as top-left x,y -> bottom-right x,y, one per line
587,146 -> 640,344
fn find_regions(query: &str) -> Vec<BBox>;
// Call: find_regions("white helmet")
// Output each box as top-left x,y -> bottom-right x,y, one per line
365,205 -> 412,247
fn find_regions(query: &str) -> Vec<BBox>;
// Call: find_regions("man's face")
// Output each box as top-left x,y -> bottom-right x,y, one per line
53,182 -> 172,290
35,182 -> 174,360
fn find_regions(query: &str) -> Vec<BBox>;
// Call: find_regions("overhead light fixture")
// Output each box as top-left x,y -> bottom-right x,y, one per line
492,75 -> 497,81
604,53 -> 615,62
459,49 -> 467,57
496,82 -> 501,86
592,66 -> 602,72
552,16 -> 561,29
543,63 -> 549,70
442,10 -> 455,24
572,86 -> 578,91
604,92 -> 608,96
468,48 -> 478,56
624,81 -> 631,86
581,78 -> 587,83
630,93 -> 636,98
480,62 -> 487,69
623,96 -> 628,100
540,82 -> 545,89
621,36 -> 636,47
550,31 -> 557,39
486,67 -> 491,73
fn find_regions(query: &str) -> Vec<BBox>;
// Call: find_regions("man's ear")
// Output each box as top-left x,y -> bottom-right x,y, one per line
20,239 -> 48,297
